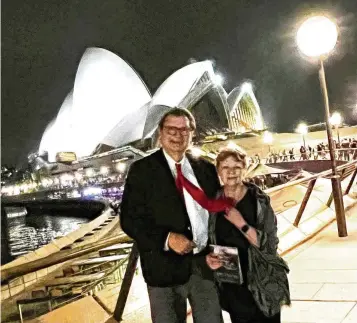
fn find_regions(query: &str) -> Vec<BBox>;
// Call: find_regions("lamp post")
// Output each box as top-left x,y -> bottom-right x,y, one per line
263,131 -> 273,153
330,111 -> 342,144
297,16 -> 347,237
296,123 -> 308,148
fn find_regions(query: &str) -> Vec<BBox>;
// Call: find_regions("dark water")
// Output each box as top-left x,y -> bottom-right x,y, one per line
1,208 -> 89,265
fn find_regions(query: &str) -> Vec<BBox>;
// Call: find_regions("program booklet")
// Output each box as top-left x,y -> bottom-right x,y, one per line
209,244 -> 244,284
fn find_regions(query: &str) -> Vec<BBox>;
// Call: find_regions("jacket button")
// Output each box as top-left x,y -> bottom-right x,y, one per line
188,227 -> 191,231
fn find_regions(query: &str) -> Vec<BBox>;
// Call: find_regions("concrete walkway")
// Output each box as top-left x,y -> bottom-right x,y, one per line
281,203 -> 357,323
24,202 -> 357,323
117,202 -> 357,323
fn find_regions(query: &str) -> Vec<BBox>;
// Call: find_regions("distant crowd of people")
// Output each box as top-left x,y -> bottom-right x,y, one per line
245,173 -> 290,190
243,137 -> 357,191
261,138 -> 357,164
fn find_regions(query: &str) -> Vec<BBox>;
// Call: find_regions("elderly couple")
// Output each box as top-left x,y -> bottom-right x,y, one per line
120,108 -> 290,323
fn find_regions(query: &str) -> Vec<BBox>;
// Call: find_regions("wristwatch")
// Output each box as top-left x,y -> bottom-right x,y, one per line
240,224 -> 250,233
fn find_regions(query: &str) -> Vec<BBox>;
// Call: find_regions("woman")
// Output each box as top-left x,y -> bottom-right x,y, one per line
206,148 -> 290,323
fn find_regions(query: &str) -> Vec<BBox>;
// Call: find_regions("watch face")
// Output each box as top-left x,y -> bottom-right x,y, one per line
241,224 -> 250,233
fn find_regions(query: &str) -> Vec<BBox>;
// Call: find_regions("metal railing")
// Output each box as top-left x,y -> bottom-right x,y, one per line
265,159 -> 357,195
261,148 -> 357,164
3,160 -> 357,322
265,159 -> 357,228
16,253 -> 131,323
1,234 -> 132,283
112,160 -> 357,321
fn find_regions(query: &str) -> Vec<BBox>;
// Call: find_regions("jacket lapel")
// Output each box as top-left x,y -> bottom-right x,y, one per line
154,149 -> 187,209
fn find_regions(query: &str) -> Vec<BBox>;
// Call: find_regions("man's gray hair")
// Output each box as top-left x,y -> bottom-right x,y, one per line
158,107 -> 196,130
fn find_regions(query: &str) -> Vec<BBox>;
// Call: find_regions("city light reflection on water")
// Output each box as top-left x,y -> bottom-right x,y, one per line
1,208 -> 89,265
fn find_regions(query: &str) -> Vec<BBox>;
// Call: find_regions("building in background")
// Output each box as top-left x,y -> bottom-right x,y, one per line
36,47 -> 265,167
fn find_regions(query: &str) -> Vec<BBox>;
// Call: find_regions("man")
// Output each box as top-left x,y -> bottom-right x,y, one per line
120,108 -> 222,323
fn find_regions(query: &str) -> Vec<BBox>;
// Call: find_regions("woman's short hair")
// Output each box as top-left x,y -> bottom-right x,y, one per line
158,107 -> 196,131
216,147 -> 248,169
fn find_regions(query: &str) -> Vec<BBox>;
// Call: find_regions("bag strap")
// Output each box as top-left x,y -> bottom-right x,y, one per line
208,189 -> 224,245
208,212 -> 217,245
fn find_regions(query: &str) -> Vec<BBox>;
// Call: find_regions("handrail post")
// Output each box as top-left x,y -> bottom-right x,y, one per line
294,179 -> 317,227
345,167 -> 357,195
113,242 -> 139,322
326,192 -> 333,207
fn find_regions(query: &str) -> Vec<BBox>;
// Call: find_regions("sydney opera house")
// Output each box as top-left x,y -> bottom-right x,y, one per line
35,47 -> 265,167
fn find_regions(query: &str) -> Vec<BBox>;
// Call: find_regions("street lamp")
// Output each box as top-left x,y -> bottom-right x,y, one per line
297,16 -> 347,237
263,131 -> 273,152
116,162 -> 126,173
330,111 -> 342,144
100,166 -> 110,176
227,141 -> 239,150
296,123 -> 308,147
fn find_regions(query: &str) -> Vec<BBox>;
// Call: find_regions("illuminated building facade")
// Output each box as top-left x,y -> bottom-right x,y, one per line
227,83 -> 265,132
38,48 -> 265,163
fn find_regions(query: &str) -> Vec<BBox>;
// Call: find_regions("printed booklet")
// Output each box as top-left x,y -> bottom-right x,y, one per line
209,244 -> 243,284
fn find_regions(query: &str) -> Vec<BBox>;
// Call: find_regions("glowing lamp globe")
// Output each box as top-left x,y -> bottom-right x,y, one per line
263,131 -> 273,144
296,123 -> 308,135
330,112 -> 342,126
227,142 -> 239,150
297,16 -> 338,57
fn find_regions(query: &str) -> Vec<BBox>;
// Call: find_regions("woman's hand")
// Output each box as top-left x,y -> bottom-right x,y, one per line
225,208 -> 260,247
206,253 -> 224,270
224,207 -> 246,229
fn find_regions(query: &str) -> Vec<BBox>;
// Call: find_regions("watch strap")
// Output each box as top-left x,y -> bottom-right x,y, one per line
241,224 -> 250,233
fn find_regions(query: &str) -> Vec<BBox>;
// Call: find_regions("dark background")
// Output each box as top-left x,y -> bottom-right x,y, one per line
2,0 -> 357,166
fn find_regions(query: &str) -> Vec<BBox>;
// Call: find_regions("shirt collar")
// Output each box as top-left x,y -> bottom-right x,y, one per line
162,149 -> 186,170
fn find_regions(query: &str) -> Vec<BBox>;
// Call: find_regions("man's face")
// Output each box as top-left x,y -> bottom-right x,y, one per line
159,115 -> 193,157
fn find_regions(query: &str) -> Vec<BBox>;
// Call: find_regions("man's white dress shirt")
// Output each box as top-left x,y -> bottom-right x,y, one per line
163,150 -> 209,254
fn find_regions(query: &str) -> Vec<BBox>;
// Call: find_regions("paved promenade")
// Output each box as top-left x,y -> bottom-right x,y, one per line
119,203 -> 357,323
280,203 -> 357,323
26,202 -> 357,323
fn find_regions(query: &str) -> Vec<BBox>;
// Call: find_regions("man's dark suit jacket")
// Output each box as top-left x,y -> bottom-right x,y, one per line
120,149 -> 220,287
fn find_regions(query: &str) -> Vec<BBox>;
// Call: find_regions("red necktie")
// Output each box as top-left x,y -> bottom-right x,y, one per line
175,163 -> 234,212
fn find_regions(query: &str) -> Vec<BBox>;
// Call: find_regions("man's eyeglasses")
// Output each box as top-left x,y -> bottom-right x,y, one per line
163,126 -> 193,136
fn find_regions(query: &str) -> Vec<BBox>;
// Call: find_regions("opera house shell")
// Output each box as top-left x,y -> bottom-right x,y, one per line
38,47 -> 265,163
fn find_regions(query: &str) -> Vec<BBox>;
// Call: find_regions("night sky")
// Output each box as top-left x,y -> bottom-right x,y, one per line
2,0 -> 357,166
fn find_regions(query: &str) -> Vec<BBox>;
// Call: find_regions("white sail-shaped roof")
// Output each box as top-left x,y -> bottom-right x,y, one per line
39,120 -> 57,161
39,92 -> 75,162
101,102 -> 150,148
142,104 -> 173,139
55,90 -> 73,130
38,54 -> 252,162
140,61 -> 217,141
70,48 -> 151,157
150,61 -> 215,108
53,91 -> 75,156
227,83 -> 265,130
227,83 -> 260,115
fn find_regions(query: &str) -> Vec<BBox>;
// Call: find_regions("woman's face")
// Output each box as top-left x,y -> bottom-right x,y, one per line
218,156 -> 245,187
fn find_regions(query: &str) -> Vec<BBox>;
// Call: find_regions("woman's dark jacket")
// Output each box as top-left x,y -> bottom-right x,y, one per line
209,182 -> 290,318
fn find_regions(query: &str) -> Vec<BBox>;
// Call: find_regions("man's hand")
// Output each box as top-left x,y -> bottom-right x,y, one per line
206,253 -> 223,270
168,233 -> 196,255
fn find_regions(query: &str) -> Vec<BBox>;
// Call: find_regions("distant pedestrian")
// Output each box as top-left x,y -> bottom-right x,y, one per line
288,148 -> 295,160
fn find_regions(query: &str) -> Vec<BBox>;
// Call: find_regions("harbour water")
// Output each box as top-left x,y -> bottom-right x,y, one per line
1,207 -> 90,265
